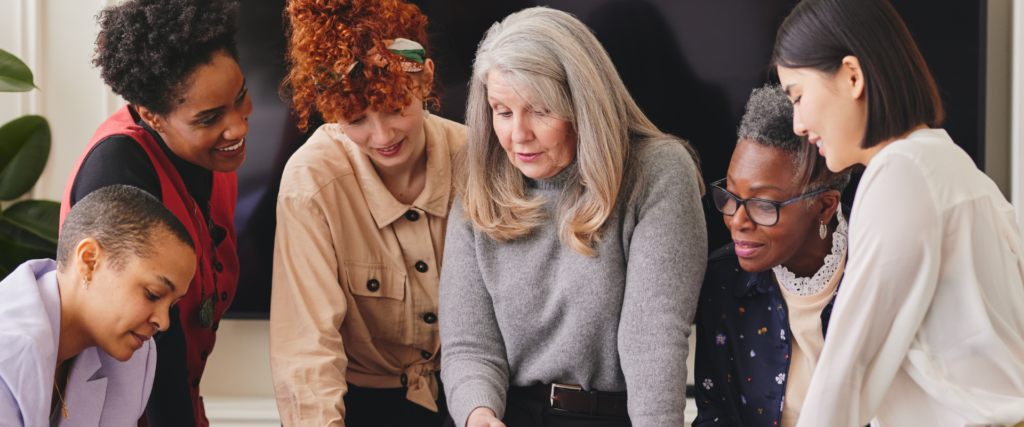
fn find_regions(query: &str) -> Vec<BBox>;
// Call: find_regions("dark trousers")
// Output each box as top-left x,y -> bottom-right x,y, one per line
343,373 -> 449,427
500,387 -> 632,427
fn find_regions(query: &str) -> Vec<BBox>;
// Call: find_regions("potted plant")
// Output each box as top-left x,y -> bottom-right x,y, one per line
0,47 -> 58,278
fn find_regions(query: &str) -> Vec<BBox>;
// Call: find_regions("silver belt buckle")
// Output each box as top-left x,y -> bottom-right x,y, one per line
550,383 -> 583,407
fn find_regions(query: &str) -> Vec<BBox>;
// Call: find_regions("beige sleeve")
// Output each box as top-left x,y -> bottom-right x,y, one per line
270,194 -> 349,427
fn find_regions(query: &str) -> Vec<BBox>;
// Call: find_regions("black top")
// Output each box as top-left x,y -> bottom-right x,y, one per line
69,106 -> 212,210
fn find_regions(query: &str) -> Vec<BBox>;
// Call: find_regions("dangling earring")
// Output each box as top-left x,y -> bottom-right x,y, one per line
82,276 -> 91,289
819,221 -> 827,239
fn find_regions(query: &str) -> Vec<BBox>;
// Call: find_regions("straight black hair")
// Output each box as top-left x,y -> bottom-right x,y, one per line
772,0 -> 944,149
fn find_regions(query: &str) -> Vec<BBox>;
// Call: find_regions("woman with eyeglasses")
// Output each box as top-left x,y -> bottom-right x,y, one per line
693,84 -> 851,427
775,0 -> 1024,426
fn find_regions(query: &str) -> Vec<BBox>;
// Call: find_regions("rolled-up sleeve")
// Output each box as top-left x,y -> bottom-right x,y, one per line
618,142 -> 707,425
439,201 -> 510,427
270,194 -> 350,427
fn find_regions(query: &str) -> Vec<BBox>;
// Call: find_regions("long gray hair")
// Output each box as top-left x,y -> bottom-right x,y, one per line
455,6 -> 702,256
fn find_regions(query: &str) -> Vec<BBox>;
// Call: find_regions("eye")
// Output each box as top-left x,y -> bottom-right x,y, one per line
197,115 -> 221,126
388,108 -> 403,115
348,116 -> 366,125
146,290 -> 160,302
494,110 -> 512,118
235,88 -> 249,104
792,95 -> 802,105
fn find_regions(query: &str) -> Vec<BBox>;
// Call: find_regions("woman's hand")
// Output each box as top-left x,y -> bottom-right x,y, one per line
467,407 -> 505,427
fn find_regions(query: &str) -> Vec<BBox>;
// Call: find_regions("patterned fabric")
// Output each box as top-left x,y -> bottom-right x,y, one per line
773,211 -> 847,296
692,205 -> 849,427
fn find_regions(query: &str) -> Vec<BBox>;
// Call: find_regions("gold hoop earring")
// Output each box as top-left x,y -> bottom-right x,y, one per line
819,221 -> 827,239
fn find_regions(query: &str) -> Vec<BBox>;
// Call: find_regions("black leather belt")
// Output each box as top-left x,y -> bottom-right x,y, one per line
512,383 -> 629,417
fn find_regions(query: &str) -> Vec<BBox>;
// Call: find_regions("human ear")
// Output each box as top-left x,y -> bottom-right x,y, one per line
74,238 -> 102,282
840,56 -> 866,100
815,189 -> 842,223
134,106 -> 165,134
417,59 -> 435,98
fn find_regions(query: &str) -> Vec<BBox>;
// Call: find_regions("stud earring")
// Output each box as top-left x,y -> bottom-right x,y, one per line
819,221 -> 827,239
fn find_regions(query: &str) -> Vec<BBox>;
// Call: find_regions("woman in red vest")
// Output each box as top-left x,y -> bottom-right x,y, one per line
58,1 -> 249,426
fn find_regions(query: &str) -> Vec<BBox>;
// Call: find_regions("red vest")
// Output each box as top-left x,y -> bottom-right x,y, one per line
60,106 -> 239,427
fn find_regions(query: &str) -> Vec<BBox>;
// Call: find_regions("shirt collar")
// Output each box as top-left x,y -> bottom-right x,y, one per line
729,251 -> 776,298
327,115 -> 453,229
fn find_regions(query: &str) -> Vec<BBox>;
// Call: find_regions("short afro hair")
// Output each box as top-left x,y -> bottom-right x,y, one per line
93,0 -> 241,116
738,84 -> 851,195
58,185 -> 195,272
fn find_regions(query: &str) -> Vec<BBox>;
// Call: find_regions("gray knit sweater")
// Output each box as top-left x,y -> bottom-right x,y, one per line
439,140 -> 706,426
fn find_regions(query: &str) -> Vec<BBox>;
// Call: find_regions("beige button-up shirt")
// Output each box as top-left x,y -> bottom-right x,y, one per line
270,115 -> 466,426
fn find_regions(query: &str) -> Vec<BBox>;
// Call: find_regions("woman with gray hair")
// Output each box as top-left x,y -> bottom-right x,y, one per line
438,7 -> 706,427
691,84 -> 851,427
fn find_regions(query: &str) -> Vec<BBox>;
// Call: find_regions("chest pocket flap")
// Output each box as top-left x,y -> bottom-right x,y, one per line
345,261 -> 407,301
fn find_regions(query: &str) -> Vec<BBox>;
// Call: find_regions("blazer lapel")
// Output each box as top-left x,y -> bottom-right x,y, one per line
61,347 -> 107,427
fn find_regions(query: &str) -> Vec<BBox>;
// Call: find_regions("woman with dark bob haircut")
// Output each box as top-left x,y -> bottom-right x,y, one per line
774,0 -> 1024,426
59,0 -> 251,425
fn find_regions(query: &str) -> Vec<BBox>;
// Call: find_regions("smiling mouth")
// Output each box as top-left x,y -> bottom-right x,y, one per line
375,138 -> 404,157
215,139 -> 245,152
733,240 -> 764,258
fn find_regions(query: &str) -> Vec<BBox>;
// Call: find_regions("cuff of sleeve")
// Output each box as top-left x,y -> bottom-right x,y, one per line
451,386 -> 506,427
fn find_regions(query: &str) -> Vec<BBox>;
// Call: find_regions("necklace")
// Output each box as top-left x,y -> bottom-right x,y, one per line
186,192 -> 220,329
53,368 -> 69,419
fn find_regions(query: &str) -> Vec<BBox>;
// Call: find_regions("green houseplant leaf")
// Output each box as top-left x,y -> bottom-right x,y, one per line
0,48 -> 36,92
2,200 -> 59,244
0,201 -> 59,276
0,115 -> 50,200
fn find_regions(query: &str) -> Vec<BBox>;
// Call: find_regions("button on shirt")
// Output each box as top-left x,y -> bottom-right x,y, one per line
270,115 -> 466,426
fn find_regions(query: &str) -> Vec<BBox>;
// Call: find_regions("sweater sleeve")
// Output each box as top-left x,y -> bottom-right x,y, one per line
439,201 -> 510,427
794,153 -> 942,427
617,141 -> 707,426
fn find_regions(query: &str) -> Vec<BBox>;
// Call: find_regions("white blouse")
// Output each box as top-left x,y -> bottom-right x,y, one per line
794,129 -> 1024,427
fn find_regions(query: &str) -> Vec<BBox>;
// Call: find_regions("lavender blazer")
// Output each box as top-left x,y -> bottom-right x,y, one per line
0,259 -> 156,427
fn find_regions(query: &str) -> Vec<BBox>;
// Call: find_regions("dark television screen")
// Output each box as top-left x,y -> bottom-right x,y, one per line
227,0 -> 985,318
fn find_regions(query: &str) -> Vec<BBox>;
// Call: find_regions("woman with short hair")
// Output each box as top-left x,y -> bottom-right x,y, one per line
774,0 -> 1024,426
1,186 -> 195,427
693,84 -> 851,427
439,7 -> 706,427
60,1 -> 249,424
269,0 -> 465,425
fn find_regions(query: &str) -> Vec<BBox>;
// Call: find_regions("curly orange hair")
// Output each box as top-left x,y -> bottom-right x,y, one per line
283,0 -> 436,131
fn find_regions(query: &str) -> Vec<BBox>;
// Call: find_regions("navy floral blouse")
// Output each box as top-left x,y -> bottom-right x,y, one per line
691,242 -> 839,426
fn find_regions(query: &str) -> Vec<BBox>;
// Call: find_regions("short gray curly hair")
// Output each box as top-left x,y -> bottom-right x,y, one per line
737,84 -> 851,194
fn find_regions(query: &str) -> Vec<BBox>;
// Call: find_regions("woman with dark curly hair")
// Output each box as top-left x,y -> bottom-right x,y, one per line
58,0 -> 250,425
269,0 -> 464,426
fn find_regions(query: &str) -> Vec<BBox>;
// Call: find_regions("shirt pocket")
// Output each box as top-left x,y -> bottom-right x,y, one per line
344,261 -> 408,344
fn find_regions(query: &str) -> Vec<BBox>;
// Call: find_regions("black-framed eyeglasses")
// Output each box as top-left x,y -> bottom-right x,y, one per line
709,178 -> 830,227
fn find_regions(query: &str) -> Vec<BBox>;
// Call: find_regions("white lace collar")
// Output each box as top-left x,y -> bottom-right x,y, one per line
773,211 -> 848,296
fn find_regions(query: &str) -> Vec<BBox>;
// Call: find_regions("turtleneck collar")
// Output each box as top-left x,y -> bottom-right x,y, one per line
525,161 -> 577,191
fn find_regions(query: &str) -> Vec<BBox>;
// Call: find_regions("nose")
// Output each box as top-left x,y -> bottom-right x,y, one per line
223,104 -> 251,142
151,306 -> 170,332
792,108 -> 808,136
728,204 -> 756,234
510,114 -> 534,145
369,116 -> 396,146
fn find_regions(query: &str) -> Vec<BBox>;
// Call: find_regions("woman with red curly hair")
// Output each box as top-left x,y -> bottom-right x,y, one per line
269,0 -> 466,426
